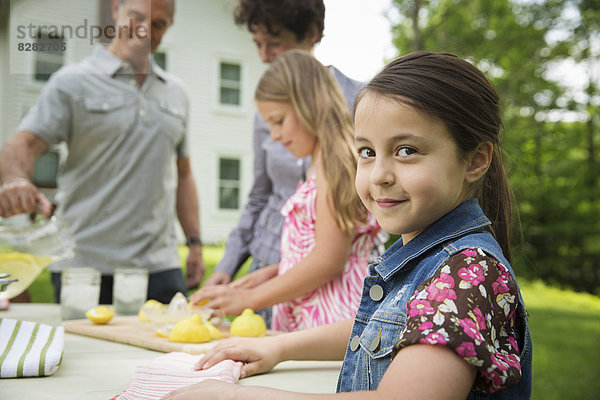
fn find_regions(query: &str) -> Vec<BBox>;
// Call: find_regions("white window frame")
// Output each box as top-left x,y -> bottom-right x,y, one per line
212,54 -> 249,116
216,155 -> 242,211
219,61 -> 241,106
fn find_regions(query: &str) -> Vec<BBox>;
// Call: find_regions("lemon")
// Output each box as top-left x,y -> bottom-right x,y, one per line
139,299 -> 165,321
230,308 -> 267,337
169,314 -> 211,343
86,305 -> 115,324
204,320 -> 223,340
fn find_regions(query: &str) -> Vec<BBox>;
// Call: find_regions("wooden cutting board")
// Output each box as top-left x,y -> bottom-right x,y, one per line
62,316 -> 238,354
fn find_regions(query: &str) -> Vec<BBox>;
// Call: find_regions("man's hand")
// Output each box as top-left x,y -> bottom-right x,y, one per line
185,244 -> 205,290
0,131 -> 50,217
0,179 -> 52,217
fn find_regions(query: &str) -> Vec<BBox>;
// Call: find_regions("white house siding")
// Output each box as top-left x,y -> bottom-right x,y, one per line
3,0 -> 98,135
0,0 -> 265,244
161,0 -> 266,243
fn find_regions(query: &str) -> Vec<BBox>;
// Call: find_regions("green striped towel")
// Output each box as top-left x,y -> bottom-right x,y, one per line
0,318 -> 64,378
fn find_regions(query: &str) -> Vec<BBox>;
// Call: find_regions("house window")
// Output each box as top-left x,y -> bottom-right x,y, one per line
219,62 -> 241,106
218,157 -> 241,210
153,51 -> 167,70
34,33 -> 65,82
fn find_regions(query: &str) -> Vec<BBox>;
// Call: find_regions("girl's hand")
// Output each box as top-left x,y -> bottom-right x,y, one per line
189,284 -> 228,306
190,284 -> 254,316
196,336 -> 282,378
161,379 -> 238,400
230,264 -> 278,289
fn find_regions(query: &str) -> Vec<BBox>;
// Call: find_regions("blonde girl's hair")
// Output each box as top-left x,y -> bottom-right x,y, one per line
255,49 -> 367,233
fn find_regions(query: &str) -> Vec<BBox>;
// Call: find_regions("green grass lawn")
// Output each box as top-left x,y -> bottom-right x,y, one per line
520,280 -> 600,400
19,246 -> 600,399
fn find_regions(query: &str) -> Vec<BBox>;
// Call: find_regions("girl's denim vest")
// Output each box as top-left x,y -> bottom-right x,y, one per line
337,199 -> 532,399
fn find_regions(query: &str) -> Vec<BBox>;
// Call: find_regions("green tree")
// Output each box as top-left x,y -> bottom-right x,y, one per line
558,0 -> 599,193
388,0 -> 599,293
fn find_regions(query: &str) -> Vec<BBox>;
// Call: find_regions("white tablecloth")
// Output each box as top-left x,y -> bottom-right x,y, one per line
1,304 -> 342,399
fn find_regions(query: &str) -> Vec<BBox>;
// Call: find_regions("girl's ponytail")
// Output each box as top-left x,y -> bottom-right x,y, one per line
479,147 -> 514,262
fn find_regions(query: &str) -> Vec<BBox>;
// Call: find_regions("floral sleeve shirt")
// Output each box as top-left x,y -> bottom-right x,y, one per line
393,248 -> 523,393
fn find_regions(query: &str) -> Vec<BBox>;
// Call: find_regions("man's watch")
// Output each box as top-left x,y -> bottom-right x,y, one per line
185,236 -> 202,246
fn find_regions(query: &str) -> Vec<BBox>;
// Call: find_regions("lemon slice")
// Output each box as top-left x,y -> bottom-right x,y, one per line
155,326 -> 171,338
230,308 -> 267,337
0,252 -> 54,299
85,306 -> 115,324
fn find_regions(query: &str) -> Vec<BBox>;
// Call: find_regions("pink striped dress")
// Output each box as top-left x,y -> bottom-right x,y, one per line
271,175 -> 380,332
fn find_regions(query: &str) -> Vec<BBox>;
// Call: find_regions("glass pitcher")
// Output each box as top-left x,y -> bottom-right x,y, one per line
0,216 -> 74,300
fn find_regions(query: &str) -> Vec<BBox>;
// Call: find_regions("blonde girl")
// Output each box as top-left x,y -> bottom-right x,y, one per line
191,50 -> 380,331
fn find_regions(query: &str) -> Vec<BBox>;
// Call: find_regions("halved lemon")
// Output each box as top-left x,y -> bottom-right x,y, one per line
169,314 -> 211,343
230,308 -> 266,337
86,305 -> 115,324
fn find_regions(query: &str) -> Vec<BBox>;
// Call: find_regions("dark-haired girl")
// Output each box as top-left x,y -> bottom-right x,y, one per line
164,51 -> 532,400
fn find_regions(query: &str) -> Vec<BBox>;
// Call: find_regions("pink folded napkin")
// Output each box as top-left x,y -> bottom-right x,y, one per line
111,352 -> 243,400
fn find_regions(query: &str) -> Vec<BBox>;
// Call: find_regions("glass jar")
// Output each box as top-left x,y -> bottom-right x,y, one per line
113,267 -> 148,315
60,267 -> 101,320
